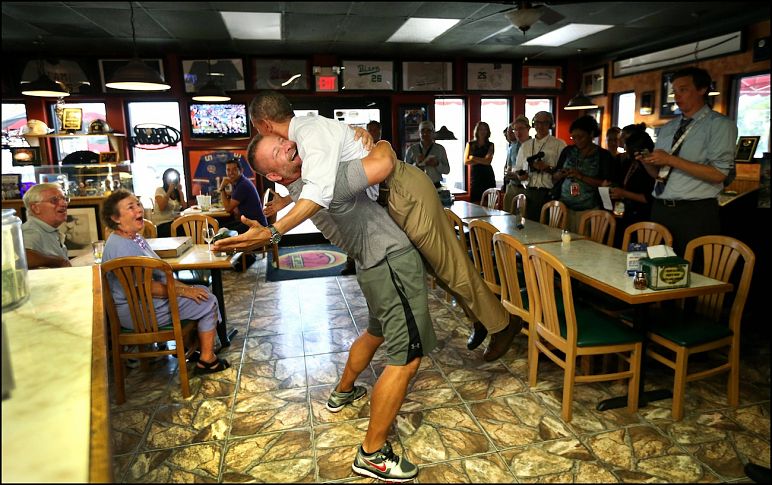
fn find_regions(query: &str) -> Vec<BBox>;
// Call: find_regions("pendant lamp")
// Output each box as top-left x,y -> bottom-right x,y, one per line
564,92 -> 597,110
105,2 -> 170,91
192,61 -> 230,102
435,126 -> 457,140
20,40 -> 69,98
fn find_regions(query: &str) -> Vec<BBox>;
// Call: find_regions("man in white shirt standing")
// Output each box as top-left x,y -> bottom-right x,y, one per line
514,111 -> 567,221
502,115 -> 531,213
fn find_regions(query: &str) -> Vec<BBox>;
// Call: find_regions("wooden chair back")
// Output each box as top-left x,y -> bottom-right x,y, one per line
170,214 -> 219,243
493,232 -> 531,336
468,219 -> 500,295
620,221 -> 673,250
578,209 -> 616,246
101,256 -> 198,404
526,245 -> 643,421
480,188 -> 502,209
444,207 -> 469,254
646,235 -> 755,420
539,200 -> 568,229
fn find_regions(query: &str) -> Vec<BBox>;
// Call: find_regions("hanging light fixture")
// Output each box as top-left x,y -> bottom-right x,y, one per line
20,38 -> 70,98
192,60 -> 230,102
105,2 -> 170,91
564,48 -> 597,110
434,126 -> 457,140
708,81 -> 720,96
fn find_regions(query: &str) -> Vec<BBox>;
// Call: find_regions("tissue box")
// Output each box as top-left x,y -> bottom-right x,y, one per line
640,256 -> 690,290
626,242 -> 648,276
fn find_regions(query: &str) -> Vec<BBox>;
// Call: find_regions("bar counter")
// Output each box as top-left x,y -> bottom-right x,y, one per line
1,265 -> 111,483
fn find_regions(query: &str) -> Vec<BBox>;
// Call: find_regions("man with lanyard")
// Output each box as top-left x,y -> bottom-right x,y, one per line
404,120 -> 449,188
639,66 -> 737,256
502,115 -> 531,213
514,111 -> 567,221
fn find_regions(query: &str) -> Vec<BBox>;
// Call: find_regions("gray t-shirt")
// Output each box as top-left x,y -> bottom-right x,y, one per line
21,216 -> 68,260
286,159 -> 410,269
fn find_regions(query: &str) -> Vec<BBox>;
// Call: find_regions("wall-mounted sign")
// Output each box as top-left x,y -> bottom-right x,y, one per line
129,124 -> 181,149
341,60 -> 394,90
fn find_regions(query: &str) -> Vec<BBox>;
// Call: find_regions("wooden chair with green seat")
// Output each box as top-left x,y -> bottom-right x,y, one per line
439,208 -> 471,302
526,245 -> 643,422
101,256 -> 199,404
578,209 -> 616,246
170,214 -> 219,285
493,233 -> 532,337
539,200 -> 568,229
468,219 -> 501,297
645,235 -> 755,420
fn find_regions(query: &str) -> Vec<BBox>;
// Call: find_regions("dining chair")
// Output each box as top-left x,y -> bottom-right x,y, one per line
101,256 -> 199,404
468,219 -> 501,296
443,208 -> 469,255
103,218 -> 157,240
480,188 -> 502,209
493,232 -> 532,337
578,209 -> 616,246
170,214 -> 219,285
526,245 -> 643,422
620,221 -> 673,250
645,235 -> 755,420
539,200 -> 568,230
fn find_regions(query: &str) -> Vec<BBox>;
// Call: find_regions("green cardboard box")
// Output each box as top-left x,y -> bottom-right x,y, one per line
639,256 -> 690,290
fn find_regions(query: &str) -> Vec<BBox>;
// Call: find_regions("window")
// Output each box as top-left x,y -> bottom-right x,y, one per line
1,103 -> 35,182
480,98 -> 510,188
435,98 -> 466,191
126,102 -> 184,209
613,91 -> 636,132
733,72 -> 770,156
47,102 -> 109,160
524,98 -> 553,138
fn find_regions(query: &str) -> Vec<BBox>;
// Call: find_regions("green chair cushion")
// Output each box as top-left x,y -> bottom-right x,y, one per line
559,302 -> 642,347
647,308 -> 732,347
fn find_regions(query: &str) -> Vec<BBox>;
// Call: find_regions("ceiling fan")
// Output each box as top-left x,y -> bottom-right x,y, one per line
469,1 -> 566,44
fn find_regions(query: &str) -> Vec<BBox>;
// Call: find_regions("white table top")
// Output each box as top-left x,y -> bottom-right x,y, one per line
449,200 -> 510,220
473,215 -> 583,245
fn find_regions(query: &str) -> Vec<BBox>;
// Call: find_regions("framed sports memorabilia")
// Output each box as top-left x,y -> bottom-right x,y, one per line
341,60 -> 394,90
402,62 -> 453,92
251,58 -> 309,90
521,65 -> 562,90
182,58 -> 245,94
466,62 -> 512,91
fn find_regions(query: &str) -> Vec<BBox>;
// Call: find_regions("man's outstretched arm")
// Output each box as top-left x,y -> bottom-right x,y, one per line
361,140 -> 397,185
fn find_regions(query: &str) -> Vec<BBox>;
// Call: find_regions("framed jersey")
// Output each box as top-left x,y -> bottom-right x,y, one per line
185,148 -> 257,200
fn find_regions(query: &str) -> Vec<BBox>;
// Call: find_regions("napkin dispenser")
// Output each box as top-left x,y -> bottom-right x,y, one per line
639,256 -> 690,290
147,237 -> 193,258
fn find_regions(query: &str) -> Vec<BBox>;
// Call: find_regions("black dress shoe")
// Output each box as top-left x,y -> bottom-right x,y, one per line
745,463 -> 771,483
467,321 -> 488,350
483,316 -> 522,361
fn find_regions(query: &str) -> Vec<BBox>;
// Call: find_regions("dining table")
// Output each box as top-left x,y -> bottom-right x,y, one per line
534,239 -> 733,410
471,214 -> 584,244
449,200 -> 510,220
180,206 -> 231,219
72,242 -> 242,349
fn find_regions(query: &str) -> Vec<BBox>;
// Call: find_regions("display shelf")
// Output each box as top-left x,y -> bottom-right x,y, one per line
22,133 -> 127,165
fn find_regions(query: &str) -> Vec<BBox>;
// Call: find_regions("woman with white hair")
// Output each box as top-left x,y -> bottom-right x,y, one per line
404,120 -> 450,188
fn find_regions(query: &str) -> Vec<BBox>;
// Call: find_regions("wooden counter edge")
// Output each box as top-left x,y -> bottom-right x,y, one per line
89,264 -> 114,483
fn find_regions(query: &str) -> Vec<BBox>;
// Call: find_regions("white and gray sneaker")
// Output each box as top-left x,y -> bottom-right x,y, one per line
326,385 -> 367,413
352,441 -> 418,482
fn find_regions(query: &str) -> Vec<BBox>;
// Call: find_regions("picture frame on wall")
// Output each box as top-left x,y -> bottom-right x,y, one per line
61,108 -> 83,132
521,65 -> 563,90
660,70 -> 679,118
186,148 -> 257,198
466,62 -> 512,91
341,60 -> 394,90
182,58 -> 245,94
98,58 -> 165,93
59,206 -> 99,257
639,91 -> 655,115
98,151 -> 118,164
10,147 -> 42,167
402,62 -> 453,92
1,174 -> 22,200
581,66 -> 606,96
735,136 -> 761,162
251,58 -> 309,90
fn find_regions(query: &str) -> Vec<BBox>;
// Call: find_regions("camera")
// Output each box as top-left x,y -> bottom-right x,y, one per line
526,151 -> 545,164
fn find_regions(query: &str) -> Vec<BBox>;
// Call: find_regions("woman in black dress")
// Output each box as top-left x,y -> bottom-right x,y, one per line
464,121 -> 496,204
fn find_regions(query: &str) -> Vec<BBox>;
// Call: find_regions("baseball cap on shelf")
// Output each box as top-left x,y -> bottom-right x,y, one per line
21,119 -> 52,136
88,119 -> 113,135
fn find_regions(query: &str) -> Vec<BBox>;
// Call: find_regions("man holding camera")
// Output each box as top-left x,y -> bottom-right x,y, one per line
502,115 -> 531,213
513,111 -> 567,221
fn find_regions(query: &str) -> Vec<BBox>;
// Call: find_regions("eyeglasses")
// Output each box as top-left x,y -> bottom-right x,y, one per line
39,196 -> 70,205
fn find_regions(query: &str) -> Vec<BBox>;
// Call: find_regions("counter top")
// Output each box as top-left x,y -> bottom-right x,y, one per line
1,265 -> 111,483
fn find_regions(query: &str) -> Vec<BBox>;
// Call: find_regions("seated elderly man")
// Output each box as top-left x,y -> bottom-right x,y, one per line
21,183 -> 71,269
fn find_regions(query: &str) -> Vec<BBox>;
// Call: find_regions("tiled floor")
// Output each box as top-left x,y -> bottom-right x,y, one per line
110,258 -> 770,483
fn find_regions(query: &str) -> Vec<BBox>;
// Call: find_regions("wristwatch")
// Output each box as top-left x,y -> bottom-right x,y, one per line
267,225 -> 282,245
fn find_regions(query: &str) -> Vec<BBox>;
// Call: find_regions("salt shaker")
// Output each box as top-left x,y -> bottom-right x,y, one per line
561,229 -> 571,247
633,271 -> 648,290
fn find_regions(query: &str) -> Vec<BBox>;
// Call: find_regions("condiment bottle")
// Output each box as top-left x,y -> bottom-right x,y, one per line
1,209 -> 30,312
561,229 -> 571,247
633,271 -> 648,290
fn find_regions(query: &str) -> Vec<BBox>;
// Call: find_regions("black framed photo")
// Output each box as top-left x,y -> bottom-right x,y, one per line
639,91 -> 655,116
581,66 -> 606,97
182,59 -> 245,93
735,136 -> 761,162
660,71 -> 679,118
98,58 -> 165,93
10,147 -> 42,167
1,174 -> 22,200
98,151 -> 118,164
59,206 -> 99,257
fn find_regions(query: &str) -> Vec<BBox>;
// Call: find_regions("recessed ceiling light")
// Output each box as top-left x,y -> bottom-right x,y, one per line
221,12 -> 281,40
522,24 -> 613,47
387,18 -> 460,43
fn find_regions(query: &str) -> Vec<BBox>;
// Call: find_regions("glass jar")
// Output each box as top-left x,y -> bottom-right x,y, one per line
633,271 -> 648,290
1,209 -> 30,312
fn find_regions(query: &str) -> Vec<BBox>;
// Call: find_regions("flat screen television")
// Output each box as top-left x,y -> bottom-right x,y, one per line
188,102 -> 249,139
